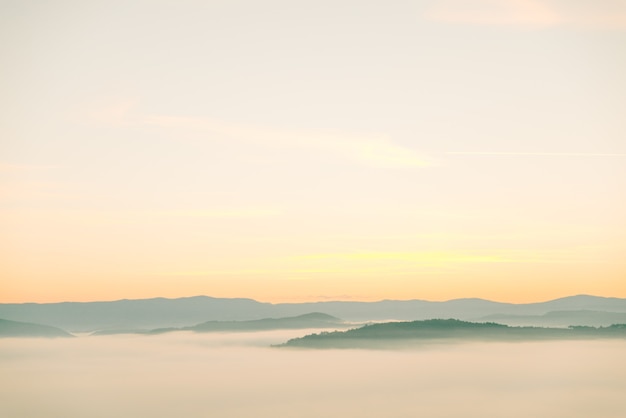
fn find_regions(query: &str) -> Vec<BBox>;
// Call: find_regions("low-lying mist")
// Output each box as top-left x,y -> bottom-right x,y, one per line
1,331 -> 625,418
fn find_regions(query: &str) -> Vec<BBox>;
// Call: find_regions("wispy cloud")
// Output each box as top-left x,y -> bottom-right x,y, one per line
0,163 -> 60,172
89,101 -> 435,169
0,164 -> 64,201
425,0 -> 560,27
0,178 -> 66,202
158,267 -> 449,279
294,248 -> 602,265
87,99 -> 138,125
60,207 -> 282,224
447,152 -> 626,157
142,114 -> 435,169
160,268 -> 344,277
161,208 -> 281,218
425,0 -> 626,29
296,251 -> 511,264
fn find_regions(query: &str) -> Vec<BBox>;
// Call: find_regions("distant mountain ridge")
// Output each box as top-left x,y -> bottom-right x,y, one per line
189,312 -> 347,332
478,310 -> 626,327
1,294 -> 625,332
92,312 -> 350,336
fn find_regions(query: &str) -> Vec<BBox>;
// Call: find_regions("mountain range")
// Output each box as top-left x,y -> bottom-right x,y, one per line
477,310 -> 626,328
91,312 -> 349,336
1,294 -> 625,332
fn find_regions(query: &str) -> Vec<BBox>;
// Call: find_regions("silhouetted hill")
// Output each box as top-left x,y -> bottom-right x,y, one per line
280,319 -> 626,348
1,294 -> 625,332
0,318 -> 73,338
91,312 -> 349,335
188,312 -> 347,332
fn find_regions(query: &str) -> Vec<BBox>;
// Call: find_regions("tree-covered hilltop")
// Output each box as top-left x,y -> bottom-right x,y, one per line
279,319 -> 626,348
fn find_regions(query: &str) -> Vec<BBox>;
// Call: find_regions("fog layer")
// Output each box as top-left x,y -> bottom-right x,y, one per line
1,331 -> 625,418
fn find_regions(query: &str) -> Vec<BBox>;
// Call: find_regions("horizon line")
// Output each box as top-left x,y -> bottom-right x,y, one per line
1,293 -> 621,306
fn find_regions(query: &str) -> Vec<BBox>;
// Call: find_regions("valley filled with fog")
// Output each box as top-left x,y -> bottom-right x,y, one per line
2,331 -> 625,418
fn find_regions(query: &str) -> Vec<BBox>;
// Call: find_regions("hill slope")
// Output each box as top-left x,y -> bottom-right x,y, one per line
0,318 -> 73,338
188,312 -> 348,332
478,310 -> 626,327
280,319 -> 626,348
92,312 -> 350,335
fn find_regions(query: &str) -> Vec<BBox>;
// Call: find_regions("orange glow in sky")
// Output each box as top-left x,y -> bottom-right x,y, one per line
1,1 -> 625,303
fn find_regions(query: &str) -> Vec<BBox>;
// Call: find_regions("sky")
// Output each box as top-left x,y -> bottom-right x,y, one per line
1,0 -> 625,303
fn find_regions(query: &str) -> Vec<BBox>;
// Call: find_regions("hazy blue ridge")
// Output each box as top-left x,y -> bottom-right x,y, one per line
477,310 -> 626,327
0,318 -> 73,338
2,294 -> 625,332
186,312 -> 348,332
90,312 -> 350,336
0,296 -> 274,332
279,319 -> 626,348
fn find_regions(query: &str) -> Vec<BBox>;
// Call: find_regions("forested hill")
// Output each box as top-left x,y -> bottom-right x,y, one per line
280,319 -> 626,348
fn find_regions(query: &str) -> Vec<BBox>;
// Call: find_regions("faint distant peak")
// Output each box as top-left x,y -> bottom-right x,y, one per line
292,312 -> 340,321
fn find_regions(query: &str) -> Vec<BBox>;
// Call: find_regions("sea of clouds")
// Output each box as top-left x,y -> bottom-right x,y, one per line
1,330 -> 625,418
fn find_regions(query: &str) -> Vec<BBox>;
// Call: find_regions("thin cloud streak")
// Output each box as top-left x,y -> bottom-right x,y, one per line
89,102 -> 436,169
163,208 -> 281,218
296,251 -> 511,264
425,0 -> 626,29
447,152 -> 626,157
158,267 -> 449,278
0,163 -> 60,172
141,114 -> 435,169
425,0 -> 561,27
293,249 -> 601,265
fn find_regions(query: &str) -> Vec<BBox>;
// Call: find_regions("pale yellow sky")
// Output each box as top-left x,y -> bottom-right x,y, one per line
1,0 -> 625,303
